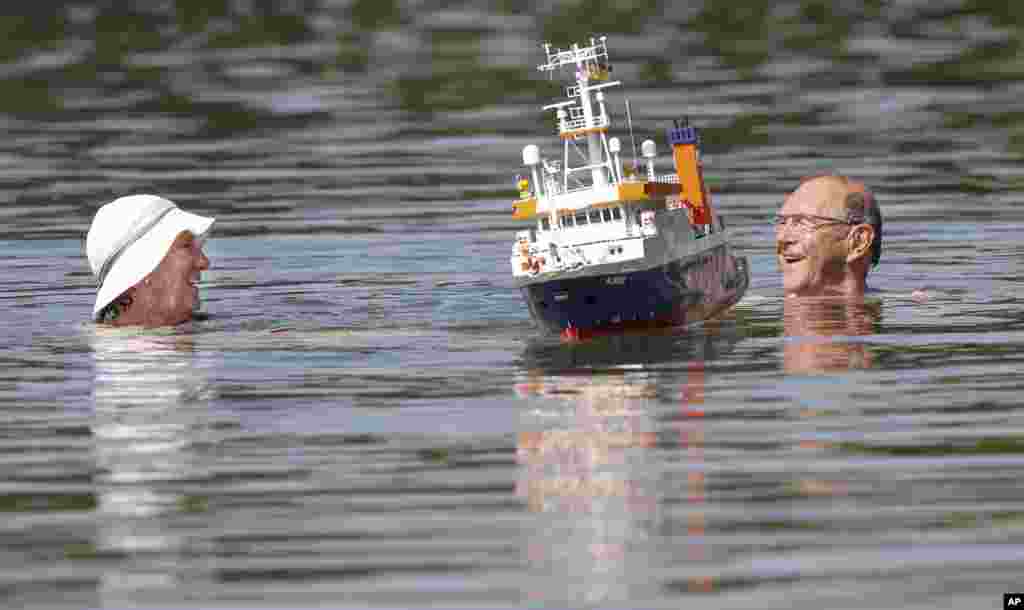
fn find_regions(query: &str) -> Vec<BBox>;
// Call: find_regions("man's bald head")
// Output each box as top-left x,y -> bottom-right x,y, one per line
794,174 -> 883,269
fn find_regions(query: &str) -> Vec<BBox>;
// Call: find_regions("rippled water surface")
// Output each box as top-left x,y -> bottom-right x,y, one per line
3,2 -> 1024,608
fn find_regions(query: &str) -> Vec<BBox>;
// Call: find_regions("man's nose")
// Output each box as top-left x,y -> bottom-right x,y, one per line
195,247 -> 210,271
776,234 -> 795,254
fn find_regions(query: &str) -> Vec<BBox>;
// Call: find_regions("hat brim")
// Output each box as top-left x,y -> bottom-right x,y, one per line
92,208 -> 214,319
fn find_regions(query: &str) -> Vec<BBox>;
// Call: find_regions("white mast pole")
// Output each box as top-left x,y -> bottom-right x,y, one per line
595,90 -> 616,184
575,42 -> 606,188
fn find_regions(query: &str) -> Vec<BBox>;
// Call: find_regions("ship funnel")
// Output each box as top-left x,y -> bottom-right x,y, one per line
667,125 -> 712,225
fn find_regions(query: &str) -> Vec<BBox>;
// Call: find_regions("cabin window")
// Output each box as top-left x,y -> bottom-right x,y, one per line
589,209 -> 602,224
602,208 -> 612,222
541,217 -> 550,231
612,207 -> 622,221
575,211 -> 588,226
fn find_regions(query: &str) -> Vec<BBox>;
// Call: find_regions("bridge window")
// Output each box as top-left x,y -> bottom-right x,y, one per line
611,207 -> 622,221
602,208 -> 612,222
575,211 -> 588,226
589,209 -> 602,224
541,217 -> 550,231
560,214 -> 574,228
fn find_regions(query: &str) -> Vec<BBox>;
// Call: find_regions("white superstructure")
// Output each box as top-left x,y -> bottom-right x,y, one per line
510,37 -> 711,280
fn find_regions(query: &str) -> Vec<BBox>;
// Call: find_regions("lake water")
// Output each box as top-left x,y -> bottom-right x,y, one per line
2,2 -> 1024,608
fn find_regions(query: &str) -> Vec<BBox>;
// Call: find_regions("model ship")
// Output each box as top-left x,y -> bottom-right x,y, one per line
510,36 -> 749,340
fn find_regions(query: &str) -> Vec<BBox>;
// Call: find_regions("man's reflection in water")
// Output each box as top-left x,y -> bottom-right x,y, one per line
780,299 -> 881,499
90,329 -> 215,601
783,298 -> 880,373
514,329 -> 734,604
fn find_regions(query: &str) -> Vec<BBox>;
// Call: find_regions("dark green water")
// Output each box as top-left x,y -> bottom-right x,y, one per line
2,2 -> 1024,608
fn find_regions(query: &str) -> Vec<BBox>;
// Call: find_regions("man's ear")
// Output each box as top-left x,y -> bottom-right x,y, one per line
846,224 -> 875,263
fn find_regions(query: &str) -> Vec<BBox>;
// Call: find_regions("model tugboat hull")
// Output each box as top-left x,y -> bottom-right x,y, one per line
518,243 -> 748,339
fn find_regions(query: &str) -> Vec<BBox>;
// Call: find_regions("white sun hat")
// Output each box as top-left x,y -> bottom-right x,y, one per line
86,194 -> 215,320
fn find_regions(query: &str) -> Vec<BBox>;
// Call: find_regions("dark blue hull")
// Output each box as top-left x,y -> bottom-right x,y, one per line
519,243 -> 748,338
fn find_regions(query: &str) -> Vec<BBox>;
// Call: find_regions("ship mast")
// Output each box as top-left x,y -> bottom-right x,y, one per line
538,36 -> 621,193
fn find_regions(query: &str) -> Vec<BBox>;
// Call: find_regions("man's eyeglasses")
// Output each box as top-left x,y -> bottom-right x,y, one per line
774,213 -> 863,234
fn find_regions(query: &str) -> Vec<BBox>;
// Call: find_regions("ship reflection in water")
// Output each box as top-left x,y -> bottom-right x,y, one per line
782,298 -> 880,373
514,328 -> 736,604
89,330 -> 216,604
515,369 -> 658,605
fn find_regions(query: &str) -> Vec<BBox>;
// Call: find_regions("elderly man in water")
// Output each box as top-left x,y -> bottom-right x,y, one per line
775,174 -> 882,298
86,194 -> 214,327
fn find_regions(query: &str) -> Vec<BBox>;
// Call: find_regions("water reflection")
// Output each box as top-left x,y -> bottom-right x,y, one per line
782,298 -> 880,373
515,365 -> 659,604
89,328 -> 215,602
2,1 -> 1022,607
514,329 -> 734,603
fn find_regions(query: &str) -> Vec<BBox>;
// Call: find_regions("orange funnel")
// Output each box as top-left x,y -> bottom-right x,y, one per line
668,125 -> 712,225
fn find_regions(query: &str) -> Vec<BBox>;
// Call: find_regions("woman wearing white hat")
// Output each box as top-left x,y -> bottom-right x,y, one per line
86,194 -> 215,327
